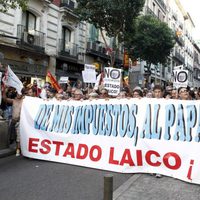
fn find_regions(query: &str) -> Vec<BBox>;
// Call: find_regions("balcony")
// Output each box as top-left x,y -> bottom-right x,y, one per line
60,0 -> 78,25
194,62 -> 200,69
173,50 -> 185,64
193,68 -> 200,80
179,22 -> 183,30
175,35 -> 185,47
86,41 -> 109,59
145,7 -> 158,19
186,63 -> 193,71
86,41 -> 123,64
157,0 -> 167,12
60,0 -> 75,10
194,53 -> 200,65
16,25 -> 45,52
59,39 -> 78,62
172,12 -> 178,21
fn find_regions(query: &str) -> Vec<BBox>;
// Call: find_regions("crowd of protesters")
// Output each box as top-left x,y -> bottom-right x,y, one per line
2,79 -> 198,101
32,81 -> 200,101
1,78 -> 200,157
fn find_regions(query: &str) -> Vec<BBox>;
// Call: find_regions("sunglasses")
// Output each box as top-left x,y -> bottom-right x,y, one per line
180,90 -> 188,93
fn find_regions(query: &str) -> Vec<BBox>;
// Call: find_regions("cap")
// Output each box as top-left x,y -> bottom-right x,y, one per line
133,86 -> 142,91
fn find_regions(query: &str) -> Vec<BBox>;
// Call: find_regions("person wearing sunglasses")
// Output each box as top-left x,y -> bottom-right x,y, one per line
178,87 -> 189,100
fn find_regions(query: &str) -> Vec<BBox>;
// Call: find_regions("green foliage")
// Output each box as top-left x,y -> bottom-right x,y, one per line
76,0 -> 145,39
128,15 -> 175,67
75,0 -> 145,66
0,0 -> 28,12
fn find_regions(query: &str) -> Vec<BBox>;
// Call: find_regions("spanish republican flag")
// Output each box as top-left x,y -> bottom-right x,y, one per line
46,71 -> 61,92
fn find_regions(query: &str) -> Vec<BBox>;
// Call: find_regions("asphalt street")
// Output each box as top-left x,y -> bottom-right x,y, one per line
0,155 -> 132,200
1,154 -> 200,200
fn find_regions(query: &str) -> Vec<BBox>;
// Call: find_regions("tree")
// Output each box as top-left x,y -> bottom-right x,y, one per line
75,0 -> 145,67
0,0 -> 28,12
127,15 -> 175,76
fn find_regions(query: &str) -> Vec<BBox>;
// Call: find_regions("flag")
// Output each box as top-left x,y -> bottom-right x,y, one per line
3,66 -> 23,94
124,75 -> 129,86
46,71 -> 61,92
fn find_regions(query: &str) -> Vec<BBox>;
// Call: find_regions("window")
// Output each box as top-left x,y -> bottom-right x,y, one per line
22,11 -> 36,32
90,25 -> 99,42
163,15 -> 165,22
158,9 -> 161,19
62,27 -> 71,52
153,3 -> 155,12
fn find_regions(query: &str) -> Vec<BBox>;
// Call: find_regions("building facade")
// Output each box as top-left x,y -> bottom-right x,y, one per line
0,0 -> 122,85
130,0 -> 199,88
0,0 -> 52,84
0,0 -> 85,85
0,0 -> 199,88
193,43 -> 200,87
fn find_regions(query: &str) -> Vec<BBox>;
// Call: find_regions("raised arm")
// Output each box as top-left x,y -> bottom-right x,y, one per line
2,87 -> 14,105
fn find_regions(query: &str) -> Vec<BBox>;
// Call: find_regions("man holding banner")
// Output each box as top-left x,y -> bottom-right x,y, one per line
2,66 -> 24,156
3,87 -> 24,156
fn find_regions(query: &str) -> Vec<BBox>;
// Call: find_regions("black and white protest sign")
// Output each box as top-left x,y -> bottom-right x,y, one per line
103,67 -> 121,96
173,69 -> 188,88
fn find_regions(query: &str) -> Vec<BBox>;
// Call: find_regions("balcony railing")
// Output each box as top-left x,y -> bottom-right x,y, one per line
194,62 -> 200,69
86,41 -> 123,63
145,7 -> 158,19
194,53 -> 199,64
86,41 -> 108,58
186,63 -> 193,71
59,39 -> 78,59
173,50 -> 185,64
157,0 -> 167,12
179,22 -> 183,30
175,35 -> 185,47
60,0 -> 75,10
193,68 -> 200,80
17,25 -> 45,52
172,12 -> 178,20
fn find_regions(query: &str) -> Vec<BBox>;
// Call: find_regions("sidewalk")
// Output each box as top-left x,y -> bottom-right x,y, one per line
113,174 -> 200,200
0,143 -> 15,158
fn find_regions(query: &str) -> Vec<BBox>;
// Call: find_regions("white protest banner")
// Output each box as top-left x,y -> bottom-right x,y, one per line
82,64 -> 97,83
173,69 -> 188,89
20,97 -> 200,184
59,76 -> 69,84
3,66 -> 23,94
84,64 -> 96,71
0,72 -> 2,105
82,70 -> 97,83
94,73 -> 102,90
103,67 -> 121,96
